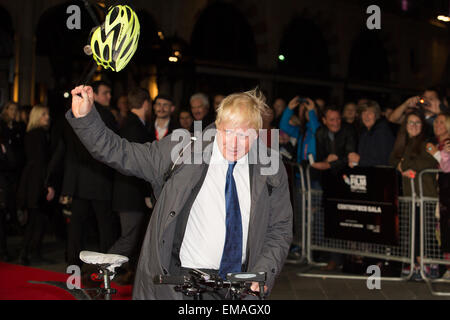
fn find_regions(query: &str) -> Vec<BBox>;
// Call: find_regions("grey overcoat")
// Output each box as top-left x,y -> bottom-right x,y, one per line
66,107 -> 293,299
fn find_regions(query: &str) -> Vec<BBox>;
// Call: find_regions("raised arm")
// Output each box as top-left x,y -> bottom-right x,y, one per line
388,96 -> 420,124
65,86 -> 179,189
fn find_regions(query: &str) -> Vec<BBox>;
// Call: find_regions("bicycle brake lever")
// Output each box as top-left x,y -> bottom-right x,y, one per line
190,268 -> 211,280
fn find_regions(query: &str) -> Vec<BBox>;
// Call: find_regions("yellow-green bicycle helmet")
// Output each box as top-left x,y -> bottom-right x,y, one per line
90,5 -> 140,72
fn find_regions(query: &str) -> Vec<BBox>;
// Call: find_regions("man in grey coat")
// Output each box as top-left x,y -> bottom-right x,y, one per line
66,85 -> 293,300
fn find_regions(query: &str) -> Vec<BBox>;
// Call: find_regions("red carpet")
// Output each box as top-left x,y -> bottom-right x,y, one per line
0,262 -> 132,300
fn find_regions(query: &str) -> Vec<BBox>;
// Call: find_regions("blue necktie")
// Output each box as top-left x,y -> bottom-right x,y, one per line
219,162 -> 243,280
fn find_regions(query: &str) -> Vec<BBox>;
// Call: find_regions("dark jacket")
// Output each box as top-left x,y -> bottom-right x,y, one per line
17,128 -> 54,209
389,138 -> 438,197
147,117 -> 179,142
315,122 -> 357,172
0,142 -> 16,189
358,119 -> 395,167
113,112 -> 153,212
61,104 -> 118,200
66,107 -> 293,300
0,119 -> 26,174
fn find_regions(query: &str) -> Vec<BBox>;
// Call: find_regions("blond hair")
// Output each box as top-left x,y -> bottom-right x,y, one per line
27,105 -> 49,132
215,88 -> 269,130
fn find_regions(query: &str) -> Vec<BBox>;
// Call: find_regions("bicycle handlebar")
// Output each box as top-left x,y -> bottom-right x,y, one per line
153,269 -> 267,300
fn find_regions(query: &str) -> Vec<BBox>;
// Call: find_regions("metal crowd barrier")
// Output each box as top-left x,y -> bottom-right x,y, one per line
284,161 -> 307,263
297,165 -> 417,281
418,169 -> 450,296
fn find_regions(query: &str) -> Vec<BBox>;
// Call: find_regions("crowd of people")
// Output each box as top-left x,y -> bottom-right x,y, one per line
0,81 -> 449,285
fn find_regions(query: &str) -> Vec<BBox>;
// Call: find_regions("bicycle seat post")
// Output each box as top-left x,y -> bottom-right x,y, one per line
101,267 -> 112,300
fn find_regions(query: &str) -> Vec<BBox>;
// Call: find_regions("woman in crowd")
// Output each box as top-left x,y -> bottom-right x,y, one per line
280,96 -> 320,168
389,110 -> 438,278
348,100 -> 395,167
426,113 -> 450,279
16,105 -> 56,265
389,110 -> 438,197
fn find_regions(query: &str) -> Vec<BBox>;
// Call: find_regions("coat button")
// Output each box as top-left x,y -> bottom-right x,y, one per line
271,268 -> 276,273
169,211 -> 176,217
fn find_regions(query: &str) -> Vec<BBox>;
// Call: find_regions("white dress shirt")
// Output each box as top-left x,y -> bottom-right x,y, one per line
179,135 -> 251,269
155,119 -> 169,140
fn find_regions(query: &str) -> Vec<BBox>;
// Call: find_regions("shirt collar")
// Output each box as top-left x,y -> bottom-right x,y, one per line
155,118 -> 170,130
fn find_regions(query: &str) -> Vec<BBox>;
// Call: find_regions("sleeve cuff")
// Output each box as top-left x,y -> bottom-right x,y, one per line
65,107 -> 101,129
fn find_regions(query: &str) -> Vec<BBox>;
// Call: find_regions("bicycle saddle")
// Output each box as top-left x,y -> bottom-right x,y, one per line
79,251 -> 129,273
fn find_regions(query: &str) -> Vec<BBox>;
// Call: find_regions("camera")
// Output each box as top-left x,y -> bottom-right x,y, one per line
297,97 -> 308,104
416,97 -> 430,109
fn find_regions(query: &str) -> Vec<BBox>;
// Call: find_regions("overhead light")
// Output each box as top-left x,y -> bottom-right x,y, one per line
63,92 -> 70,98
158,31 -> 164,40
437,15 -> 450,22
278,54 -> 285,61
168,56 -> 178,62
174,50 -> 181,57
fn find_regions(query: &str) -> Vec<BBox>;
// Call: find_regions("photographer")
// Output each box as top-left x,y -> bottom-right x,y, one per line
388,88 -> 444,138
280,96 -> 320,169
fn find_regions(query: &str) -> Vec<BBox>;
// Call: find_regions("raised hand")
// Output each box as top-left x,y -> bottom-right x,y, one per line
348,152 -> 360,168
405,96 -> 420,108
304,98 -> 315,111
288,96 -> 300,110
426,143 -> 438,156
402,169 -> 416,179
71,85 -> 94,118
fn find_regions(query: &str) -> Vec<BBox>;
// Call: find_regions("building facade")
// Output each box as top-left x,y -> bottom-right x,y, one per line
0,0 -> 449,110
